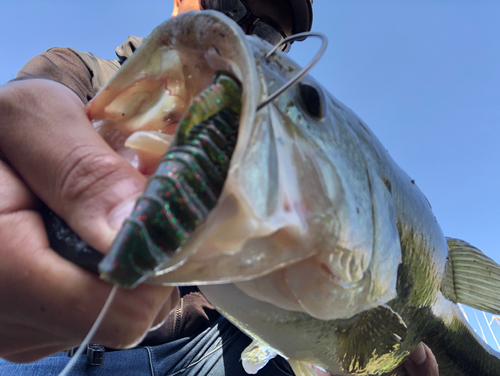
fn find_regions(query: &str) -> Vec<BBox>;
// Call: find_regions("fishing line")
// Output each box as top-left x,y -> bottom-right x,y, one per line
257,32 -> 328,111
58,285 -> 119,376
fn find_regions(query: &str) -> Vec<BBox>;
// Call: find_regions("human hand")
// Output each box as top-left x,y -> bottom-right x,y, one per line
404,343 -> 439,376
0,79 -> 178,362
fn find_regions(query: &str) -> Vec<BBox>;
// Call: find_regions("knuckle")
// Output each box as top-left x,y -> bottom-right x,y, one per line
56,145 -> 127,205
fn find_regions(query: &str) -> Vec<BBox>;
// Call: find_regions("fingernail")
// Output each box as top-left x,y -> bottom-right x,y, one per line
409,343 -> 427,366
108,194 -> 140,231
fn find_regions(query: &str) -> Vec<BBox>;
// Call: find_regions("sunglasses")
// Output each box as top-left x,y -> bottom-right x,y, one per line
200,0 -> 291,52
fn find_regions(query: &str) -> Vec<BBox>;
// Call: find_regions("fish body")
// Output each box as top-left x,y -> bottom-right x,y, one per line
86,11 -> 500,376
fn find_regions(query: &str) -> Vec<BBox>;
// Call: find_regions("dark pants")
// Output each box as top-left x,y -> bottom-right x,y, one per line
0,317 -> 293,375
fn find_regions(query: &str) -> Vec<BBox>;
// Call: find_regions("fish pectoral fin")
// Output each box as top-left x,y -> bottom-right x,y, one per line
442,237 -> 500,314
241,339 -> 278,374
337,305 -> 407,374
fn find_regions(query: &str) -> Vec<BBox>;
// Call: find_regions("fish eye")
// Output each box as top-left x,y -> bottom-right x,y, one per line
298,82 -> 326,120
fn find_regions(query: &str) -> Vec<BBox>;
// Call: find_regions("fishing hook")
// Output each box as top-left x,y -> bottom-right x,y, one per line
256,32 -> 328,111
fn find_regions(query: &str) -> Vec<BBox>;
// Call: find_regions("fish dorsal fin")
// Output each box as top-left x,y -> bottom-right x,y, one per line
442,237 -> 500,314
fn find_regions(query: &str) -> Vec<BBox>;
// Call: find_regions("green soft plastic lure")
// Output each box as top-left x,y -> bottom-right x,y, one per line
98,72 -> 242,288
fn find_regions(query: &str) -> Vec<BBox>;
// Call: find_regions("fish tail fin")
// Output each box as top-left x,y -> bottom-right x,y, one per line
423,237 -> 500,374
441,237 -> 500,314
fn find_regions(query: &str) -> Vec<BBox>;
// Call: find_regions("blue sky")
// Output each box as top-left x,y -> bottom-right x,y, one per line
1,0 -> 500,348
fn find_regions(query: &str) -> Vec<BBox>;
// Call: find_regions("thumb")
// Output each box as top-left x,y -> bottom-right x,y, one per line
0,79 -> 145,253
404,343 -> 439,376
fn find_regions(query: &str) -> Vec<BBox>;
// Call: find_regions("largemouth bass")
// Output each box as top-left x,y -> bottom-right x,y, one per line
84,11 -> 500,376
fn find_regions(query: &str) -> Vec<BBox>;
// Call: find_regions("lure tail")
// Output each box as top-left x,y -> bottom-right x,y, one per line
99,73 -> 242,288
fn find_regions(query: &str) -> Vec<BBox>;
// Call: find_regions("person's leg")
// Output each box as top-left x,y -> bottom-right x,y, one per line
152,316 -> 294,376
0,317 -> 294,376
0,346 -> 154,376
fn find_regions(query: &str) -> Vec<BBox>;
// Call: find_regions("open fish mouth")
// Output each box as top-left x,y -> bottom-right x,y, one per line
86,11 -> 261,175
87,10 -> 402,322
87,11 -> 286,286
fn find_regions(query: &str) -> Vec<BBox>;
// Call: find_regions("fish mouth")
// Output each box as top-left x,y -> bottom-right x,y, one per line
91,11 -> 322,288
88,11 -> 268,287
87,10 -> 262,173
